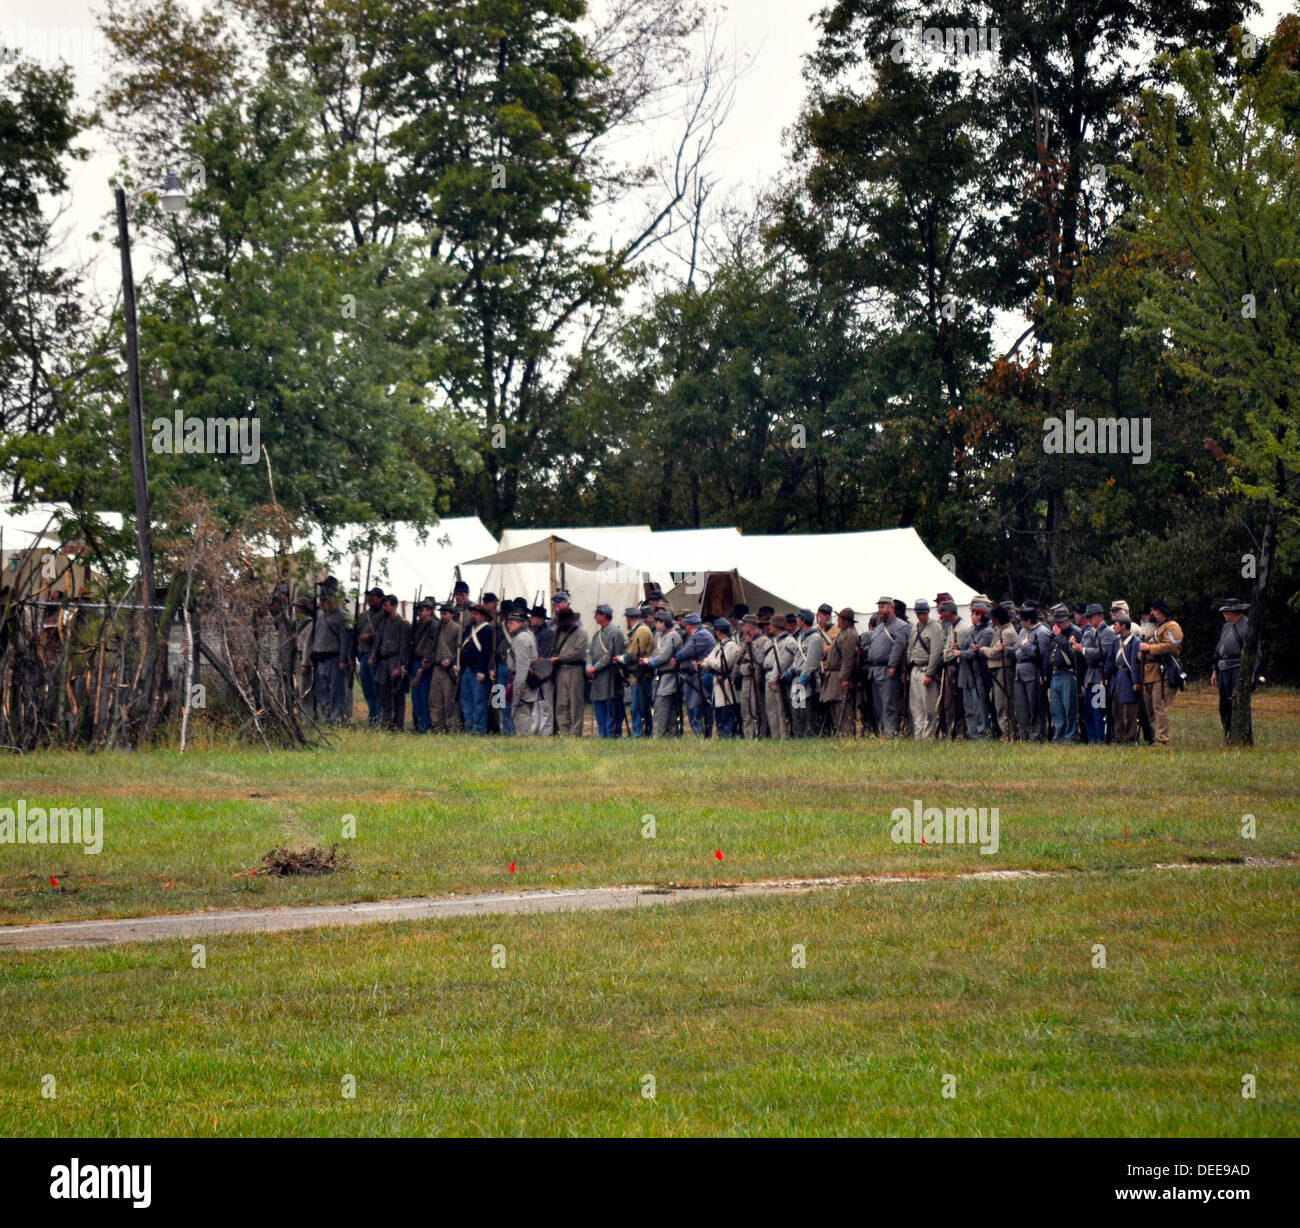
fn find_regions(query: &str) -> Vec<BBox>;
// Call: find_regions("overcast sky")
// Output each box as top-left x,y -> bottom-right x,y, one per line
0,0 -> 824,296
1,0 -> 1290,298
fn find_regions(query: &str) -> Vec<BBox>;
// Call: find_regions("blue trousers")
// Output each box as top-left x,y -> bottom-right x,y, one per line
593,697 -> 624,737
683,674 -> 712,736
459,671 -> 488,734
629,676 -> 653,737
359,658 -> 381,725
1082,680 -> 1108,743
713,705 -> 737,738
411,671 -> 431,732
1050,673 -> 1079,742
496,662 -> 514,734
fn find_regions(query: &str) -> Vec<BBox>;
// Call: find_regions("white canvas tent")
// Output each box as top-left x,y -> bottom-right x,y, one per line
300,516 -> 498,613
471,525 -> 676,620
466,524 -> 980,622
661,528 -> 980,621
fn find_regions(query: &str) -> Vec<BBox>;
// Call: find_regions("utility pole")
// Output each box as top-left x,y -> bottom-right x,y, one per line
115,187 -> 156,629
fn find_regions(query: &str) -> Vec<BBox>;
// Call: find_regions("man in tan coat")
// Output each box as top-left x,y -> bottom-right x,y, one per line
548,607 -> 589,735
819,609 -> 858,736
429,603 -> 461,733
1139,597 -> 1183,745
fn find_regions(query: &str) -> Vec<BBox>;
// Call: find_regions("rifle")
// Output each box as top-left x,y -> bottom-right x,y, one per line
668,627 -> 684,735
710,639 -> 737,709
938,623 -> 960,735
746,634 -> 764,733
988,630 -> 1013,736
771,636 -> 794,736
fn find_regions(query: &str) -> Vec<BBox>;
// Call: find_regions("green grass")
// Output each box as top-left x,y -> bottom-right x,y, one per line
1,688 -> 1297,924
1,867 -> 1294,1136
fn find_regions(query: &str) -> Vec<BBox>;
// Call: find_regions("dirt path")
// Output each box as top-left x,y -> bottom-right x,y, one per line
0,859 -> 1290,951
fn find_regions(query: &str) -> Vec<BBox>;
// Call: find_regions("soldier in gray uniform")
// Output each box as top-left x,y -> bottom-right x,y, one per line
507,609 -> 541,735
309,591 -> 349,724
792,609 -> 827,737
1013,604 -> 1052,741
864,595 -> 908,737
936,600 -> 968,739
763,613 -> 798,740
1073,602 -> 1117,743
959,599 -> 994,738
738,615 -> 770,739
820,609 -> 858,737
704,618 -> 742,738
644,609 -> 684,737
586,603 -> 627,737
1211,598 -> 1250,740
906,599 -> 944,739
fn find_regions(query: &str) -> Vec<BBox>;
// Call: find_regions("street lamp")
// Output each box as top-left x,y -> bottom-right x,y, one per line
114,171 -> 187,625
159,172 -> 188,215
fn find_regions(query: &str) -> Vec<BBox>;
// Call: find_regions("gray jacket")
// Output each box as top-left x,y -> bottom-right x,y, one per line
866,616 -> 908,673
796,627 -> 828,678
311,607 -> 346,657
959,621 -> 993,688
1215,617 -> 1247,671
587,622 -> 627,702
1015,621 -> 1052,681
647,627 -> 684,695
1080,622 -> 1118,686
510,627 -> 540,701
764,632 -> 798,685
705,638 -> 740,707
907,620 -> 944,677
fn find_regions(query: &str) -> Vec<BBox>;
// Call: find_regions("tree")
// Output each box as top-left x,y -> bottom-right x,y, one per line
9,75 -> 473,545
1125,21 -> 1300,743
97,0 -> 730,532
0,46 -> 89,494
774,0 -> 1252,592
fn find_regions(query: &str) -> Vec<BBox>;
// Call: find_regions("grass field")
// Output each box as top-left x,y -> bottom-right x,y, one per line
1,687 -> 1296,1137
0,687 -> 1296,925
1,867 -> 1294,1136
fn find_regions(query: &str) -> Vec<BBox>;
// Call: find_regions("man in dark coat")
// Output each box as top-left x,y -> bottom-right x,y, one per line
549,607 -> 589,735
369,594 -> 411,731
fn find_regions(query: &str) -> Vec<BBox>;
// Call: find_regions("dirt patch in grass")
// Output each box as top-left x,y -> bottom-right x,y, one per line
257,844 -> 352,878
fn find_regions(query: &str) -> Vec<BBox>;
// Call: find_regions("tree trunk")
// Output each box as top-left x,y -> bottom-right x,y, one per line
1229,500 -> 1277,747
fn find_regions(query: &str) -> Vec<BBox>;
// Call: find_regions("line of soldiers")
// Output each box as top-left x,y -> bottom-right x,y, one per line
290,581 -> 1253,746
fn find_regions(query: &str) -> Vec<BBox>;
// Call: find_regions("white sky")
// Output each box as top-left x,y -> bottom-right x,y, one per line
0,0 -> 824,296
0,0 -> 1290,300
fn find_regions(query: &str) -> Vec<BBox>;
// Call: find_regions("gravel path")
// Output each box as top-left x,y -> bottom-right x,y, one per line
1,859 -> 1289,952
